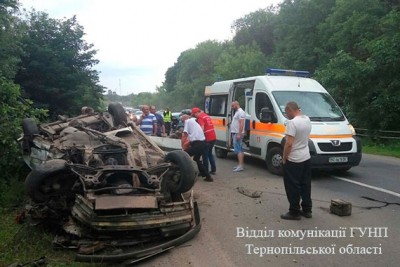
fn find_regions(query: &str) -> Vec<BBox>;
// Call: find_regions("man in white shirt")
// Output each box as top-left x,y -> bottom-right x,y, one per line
181,115 -> 213,182
281,101 -> 312,220
230,101 -> 246,172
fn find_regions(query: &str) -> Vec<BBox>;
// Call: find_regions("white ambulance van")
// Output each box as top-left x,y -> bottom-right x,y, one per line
204,68 -> 362,175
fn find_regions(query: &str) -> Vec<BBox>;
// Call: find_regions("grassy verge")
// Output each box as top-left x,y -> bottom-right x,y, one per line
0,208 -> 92,267
361,138 -> 400,158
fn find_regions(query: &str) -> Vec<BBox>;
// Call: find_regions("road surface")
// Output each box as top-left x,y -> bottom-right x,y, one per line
135,153 -> 400,267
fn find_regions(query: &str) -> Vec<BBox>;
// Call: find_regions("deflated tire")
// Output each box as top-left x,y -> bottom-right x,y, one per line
164,150 -> 196,193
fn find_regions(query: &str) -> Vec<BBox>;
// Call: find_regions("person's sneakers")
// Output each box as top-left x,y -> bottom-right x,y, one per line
301,211 -> 312,218
280,212 -> 301,220
210,170 -> 216,175
204,177 -> 214,182
233,166 -> 244,172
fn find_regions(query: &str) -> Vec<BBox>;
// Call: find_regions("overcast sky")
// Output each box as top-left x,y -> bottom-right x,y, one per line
20,0 -> 282,95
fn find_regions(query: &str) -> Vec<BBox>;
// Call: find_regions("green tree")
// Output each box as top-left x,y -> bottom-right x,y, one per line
272,0 -> 336,71
0,77 -> 46,206
160,41 -> 225,108
0,0 -> 20,79
231,7 -> 277,56
15,11 -> 104,118
214,43 -> 268,80
316,5 -> 400,131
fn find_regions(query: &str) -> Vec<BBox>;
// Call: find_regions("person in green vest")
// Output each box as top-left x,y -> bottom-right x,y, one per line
163,107 -> 172,136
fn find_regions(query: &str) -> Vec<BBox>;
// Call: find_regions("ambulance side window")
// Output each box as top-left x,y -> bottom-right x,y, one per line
255,92 -> 274,119
208,95 -> 228,116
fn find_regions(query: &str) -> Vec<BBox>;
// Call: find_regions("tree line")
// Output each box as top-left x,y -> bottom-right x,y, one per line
122,0 -> 400,133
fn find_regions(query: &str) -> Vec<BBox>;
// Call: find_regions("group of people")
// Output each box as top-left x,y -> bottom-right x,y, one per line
133,101 -> 313,220
128,105 -> 172,137
181,107 -> 216,182
229,100 -> 313,220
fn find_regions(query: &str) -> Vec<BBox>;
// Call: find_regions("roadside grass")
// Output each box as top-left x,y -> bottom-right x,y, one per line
0,208 -> 94,267
361,139 -> 400,158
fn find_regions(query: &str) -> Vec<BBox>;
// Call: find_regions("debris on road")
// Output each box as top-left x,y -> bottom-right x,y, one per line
237,187 -> 263,198
330,199 -> 352,216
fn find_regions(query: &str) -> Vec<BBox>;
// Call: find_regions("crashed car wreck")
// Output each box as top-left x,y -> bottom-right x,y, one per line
20,103 -> 200,264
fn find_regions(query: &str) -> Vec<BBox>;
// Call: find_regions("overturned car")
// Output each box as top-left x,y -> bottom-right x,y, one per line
20,103 -> 200,264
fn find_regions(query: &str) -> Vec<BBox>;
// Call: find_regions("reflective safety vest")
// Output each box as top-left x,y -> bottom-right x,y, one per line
163,111 -> 172,122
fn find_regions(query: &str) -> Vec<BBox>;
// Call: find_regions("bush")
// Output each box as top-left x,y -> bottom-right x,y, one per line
0,77 -> 47,208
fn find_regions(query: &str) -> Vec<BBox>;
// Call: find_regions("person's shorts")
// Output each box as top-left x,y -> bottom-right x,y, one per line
232,133 -> 243,153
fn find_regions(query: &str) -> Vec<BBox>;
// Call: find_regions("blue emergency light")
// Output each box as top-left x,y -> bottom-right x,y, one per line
266,68 -> 310,78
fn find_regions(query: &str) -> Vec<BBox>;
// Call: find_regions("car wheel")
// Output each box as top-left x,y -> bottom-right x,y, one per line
164,150 -> 196,193
25,159 -> 77,203
266,146 -> 283,176
108,102 -> 127,127
22,118 -> 39,136
215,147 -> 228,158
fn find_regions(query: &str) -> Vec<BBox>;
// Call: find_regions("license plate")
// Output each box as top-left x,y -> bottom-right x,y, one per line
329,157 -> 348,163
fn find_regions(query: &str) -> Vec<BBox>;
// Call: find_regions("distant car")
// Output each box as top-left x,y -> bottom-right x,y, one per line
171,112 -> 184,132
181,109 -> 192,115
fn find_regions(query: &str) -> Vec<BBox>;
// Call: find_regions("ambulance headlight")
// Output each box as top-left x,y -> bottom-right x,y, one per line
348,124 -> 356,135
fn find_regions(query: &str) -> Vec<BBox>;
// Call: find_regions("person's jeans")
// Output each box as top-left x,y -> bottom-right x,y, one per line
202,140 -> 216,172
283,159 -> 312,215
186,141 -> 211,179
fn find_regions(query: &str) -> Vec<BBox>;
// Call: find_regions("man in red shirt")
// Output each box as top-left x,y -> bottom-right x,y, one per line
191,107 -> 217,175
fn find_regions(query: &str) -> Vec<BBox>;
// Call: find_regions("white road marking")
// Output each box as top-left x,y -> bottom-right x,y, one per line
332,176 -> 400,198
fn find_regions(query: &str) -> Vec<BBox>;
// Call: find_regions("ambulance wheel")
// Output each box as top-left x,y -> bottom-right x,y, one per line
215,147 -> 228,158
266,147 -> 283,176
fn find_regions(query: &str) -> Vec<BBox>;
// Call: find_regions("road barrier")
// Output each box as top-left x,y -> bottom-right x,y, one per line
355,128 -> 400,140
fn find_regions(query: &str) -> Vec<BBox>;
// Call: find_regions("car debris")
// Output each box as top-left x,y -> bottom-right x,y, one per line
330,199 -> 352,216
236,187 -> 263,198
20,103 -> 201,264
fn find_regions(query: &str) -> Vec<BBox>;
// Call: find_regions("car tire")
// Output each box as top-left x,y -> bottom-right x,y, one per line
266,146 -> 283,176
164,150 -> 196,193
22,118 -> 39,136
25,159 -> 77,202
215,147 -> 228,158
108,102 -> 127,127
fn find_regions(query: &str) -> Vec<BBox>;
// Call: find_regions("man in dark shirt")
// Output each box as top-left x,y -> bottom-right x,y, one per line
151,106 -> 165,137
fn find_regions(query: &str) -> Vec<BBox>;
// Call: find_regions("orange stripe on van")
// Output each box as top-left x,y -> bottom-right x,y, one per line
253,122 -> 286,133
250,130 -> 285,138
310,134 -> 353,139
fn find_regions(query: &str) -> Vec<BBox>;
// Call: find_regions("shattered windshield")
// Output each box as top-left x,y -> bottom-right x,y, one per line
272,91 -> 345,121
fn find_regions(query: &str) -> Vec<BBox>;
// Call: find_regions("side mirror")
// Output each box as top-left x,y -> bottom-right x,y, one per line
260,108 -> 277,123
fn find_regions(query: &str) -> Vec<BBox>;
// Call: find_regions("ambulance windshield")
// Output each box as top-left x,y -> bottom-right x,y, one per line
272,91 -> 345,121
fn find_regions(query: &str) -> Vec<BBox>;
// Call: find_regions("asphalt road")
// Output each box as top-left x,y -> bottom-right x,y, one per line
135,153 -> 400,267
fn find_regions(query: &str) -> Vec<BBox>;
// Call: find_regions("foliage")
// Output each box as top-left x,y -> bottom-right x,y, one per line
214,43 -> 268,80
272,0 -> 336,71
157,0 -> 400,132
315,1 -> 400,130
232,7 -> 278,56
361,138 -> 400,158
14,11 -> 104,118
0,77 -> 47,207
0,0 -> 21,79
0,208 -> 94,266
